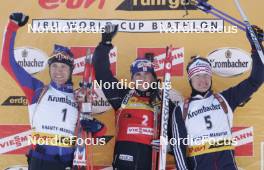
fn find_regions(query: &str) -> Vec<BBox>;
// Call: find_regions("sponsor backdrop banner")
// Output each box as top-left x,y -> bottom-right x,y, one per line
0,0 -> 263,169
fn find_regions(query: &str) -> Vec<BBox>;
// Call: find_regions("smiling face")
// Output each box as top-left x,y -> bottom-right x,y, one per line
190,73 -> 212,93
49,62 -> 71,85
132,71 -> 155,91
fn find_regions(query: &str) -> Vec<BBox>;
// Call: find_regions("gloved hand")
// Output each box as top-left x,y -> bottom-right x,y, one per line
80,118 -> 104,133
102,23 -> 118,44
74,88 -> 87,103
246,25 -> 264,50
9,12 -> 29,27
169,89 -> 183,105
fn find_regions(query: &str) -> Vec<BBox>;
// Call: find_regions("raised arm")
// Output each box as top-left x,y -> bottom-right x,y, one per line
221,26 -> 264,111
92,24 -> 128,110
1,13 -> 44,104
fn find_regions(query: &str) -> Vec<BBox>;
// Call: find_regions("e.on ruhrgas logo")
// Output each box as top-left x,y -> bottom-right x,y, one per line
116,0 -> 208,11
207,47 -> 252,77
38,0 -> 106,9
14,47 -> 48,74
232,127 -> 253,156
1,96 -> 27,106
0,125 -> 31,154
137,47 -> 184,77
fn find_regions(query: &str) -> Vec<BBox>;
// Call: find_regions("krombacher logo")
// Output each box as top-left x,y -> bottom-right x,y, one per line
17,49 -> 45,68
209,50 -> 249,69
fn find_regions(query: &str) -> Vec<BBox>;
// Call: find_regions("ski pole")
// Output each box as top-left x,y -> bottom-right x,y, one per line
234,0 -> 264,64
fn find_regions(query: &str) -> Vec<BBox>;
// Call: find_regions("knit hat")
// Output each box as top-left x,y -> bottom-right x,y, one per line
186,56 -> 212,80
48,44 -> 74,69
130,59 -> 155,77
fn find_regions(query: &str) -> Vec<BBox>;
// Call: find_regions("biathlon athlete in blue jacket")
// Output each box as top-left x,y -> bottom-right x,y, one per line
1,13 -> 105,170
171,26 -> 264,170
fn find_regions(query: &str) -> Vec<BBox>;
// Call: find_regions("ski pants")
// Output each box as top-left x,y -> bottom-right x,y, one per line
27,145 -> 73,170
187,150 -> 238,170
112,141 -> 152,170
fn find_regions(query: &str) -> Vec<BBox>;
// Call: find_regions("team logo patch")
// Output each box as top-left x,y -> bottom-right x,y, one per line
119,154 -> 134,162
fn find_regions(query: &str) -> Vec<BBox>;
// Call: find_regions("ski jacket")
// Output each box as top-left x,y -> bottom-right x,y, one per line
93,42 -> 189,169
172,49 -> 263,157
1,21 -> 78,155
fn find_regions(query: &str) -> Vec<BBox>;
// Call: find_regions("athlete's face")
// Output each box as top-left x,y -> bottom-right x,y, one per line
132,72 -> 155,91
50,62 -> 71,85
191,73 -> 212,93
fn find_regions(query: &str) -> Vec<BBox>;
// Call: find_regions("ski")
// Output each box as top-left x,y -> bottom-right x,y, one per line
234,0 -> 264,64
73,48 -> 94,170
158,46 -> 173,170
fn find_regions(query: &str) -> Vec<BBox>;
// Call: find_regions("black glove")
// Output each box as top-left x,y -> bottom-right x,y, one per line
80,118 -> 104,133
9,12 -> 29,27
246,25 -> 264,50
102,23 -> 118,44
